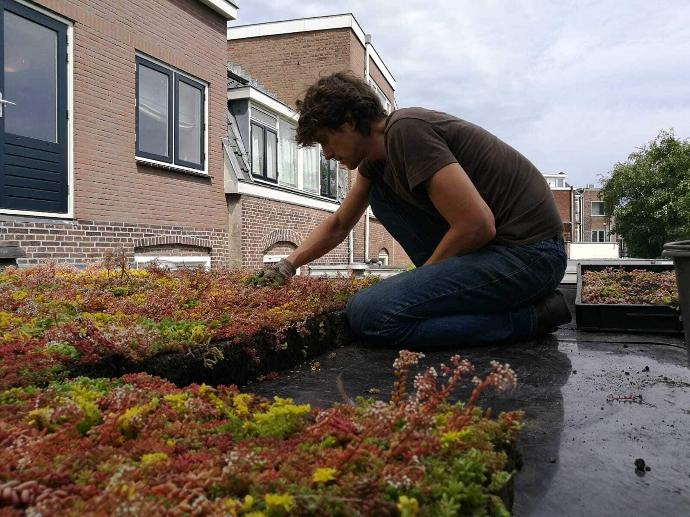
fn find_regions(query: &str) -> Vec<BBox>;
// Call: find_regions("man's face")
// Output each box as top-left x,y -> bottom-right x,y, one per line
316,122 -> 367,170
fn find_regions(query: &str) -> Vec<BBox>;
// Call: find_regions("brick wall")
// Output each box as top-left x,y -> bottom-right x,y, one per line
228,29 -> 353,108
240,196 -> 348,269
368,58 -> 395,104
0,216 -> 227,267
551,189 -> 573,240
368,217 -> 410,267
347,32 -> 394,103
31,0 -> 229,229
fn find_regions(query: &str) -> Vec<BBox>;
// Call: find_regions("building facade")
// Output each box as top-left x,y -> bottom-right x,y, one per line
225,14 -> 410,271
576,186 -> 614,243
543,172 -> 574,242
1,0 -> 237,268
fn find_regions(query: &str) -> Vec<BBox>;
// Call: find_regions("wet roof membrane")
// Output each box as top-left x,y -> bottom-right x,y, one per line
249,285 -> 690,516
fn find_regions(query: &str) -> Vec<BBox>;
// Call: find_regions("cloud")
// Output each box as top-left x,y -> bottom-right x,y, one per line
230,1 -> 690,186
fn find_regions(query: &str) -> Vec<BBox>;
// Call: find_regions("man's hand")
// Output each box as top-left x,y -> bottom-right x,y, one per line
245,258 -> 297,287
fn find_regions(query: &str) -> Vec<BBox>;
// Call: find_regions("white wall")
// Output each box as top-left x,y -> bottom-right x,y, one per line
567,242 -> 620,259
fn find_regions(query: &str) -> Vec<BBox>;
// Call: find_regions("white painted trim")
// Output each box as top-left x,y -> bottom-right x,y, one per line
196,0 -> 237,20
0,208 -> 72,219
228,87 -> 298,121
227,14 -> 396,89
134,254 -> 211,270
238,181 -> 339,212
549,187 -> 572,191
3,0 -> 74,220
135,157 -> 209,177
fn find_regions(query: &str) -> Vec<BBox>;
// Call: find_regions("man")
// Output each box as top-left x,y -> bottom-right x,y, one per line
266,71 -> 570,347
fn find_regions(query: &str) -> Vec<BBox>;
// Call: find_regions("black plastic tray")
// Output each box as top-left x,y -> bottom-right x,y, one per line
575,261 -> 683,334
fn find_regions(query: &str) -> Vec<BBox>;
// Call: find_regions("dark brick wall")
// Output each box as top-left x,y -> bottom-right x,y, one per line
0,216 -> 227,267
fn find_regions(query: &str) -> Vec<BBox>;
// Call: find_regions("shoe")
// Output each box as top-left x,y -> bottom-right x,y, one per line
534,290 -> 572,335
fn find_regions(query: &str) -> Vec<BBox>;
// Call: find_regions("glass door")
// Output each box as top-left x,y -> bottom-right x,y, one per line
1,0 -> 68,213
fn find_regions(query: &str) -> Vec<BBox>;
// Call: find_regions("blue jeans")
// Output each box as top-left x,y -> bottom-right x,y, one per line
346,182 -> 567,346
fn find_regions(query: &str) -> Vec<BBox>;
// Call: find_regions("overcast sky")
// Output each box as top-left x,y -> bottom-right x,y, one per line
229,1 -> 690,187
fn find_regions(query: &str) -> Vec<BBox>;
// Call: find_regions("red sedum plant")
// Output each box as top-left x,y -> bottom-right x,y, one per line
0,264 -> 375,390
0,351 -> 522,516
581,267 -> 678,306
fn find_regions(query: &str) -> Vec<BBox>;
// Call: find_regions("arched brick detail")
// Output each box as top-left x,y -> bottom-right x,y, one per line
260,229 -> 304,252
134,236 -> 213,251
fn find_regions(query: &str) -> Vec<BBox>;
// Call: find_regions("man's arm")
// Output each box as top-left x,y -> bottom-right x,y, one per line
423,163 -> 496,265
287,173 -> 372,269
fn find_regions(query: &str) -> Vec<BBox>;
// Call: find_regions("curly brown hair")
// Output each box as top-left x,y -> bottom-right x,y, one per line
295,71 -> 386,146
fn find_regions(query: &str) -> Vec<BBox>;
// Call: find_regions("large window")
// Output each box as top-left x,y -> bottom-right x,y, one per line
301,145 -> 320,193
591,201 -> 605,216
136,56 -> 206,171
320,155 -> 338,199
279,122 -> 298,187
251,122 -> 277,181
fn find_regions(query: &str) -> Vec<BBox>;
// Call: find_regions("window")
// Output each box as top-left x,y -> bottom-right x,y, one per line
301,145 -> 320,192
591,230 -> 606,242
591,201 -> 605,216
251,122 -> 278,181
279,122 -> 298,187
556,178 -> 564,187
378,249 -> 389,266
320,154 -> 338,199
134,255 -> 210,270
136,56 -> 206,171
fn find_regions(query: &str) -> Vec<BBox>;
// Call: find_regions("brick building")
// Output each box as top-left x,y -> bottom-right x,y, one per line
576,186 -> 614,243
225,14 -> 410,272
543,172 -> 574,241
1,0 -> 237,268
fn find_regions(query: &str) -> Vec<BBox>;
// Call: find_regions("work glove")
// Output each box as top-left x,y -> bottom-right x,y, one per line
247,258 -> 297,287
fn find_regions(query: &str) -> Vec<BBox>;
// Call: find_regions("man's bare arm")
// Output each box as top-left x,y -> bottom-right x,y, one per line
423,163 -> 496,265
287,173 -> 372,268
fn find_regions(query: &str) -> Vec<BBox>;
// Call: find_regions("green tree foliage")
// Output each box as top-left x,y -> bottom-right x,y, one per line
600,130 -> 690,258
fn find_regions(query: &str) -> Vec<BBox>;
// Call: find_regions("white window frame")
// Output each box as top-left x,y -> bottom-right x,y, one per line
591,230 -> 606,243
135,53 -> 209,175
134,255 -> 211,270
591,201 -> 605,216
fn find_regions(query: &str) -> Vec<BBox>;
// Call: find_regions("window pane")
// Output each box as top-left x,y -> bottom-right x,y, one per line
138,64 -> 169,157
266,131 -> 277,180
301,146 -> 319,192
4,11 -> 57,142
329,161 -> 337,198
251,123 -> 264,176
177,81 -> 202,165
591,202 -> 604,215
337,167 -> 349,201
279,123 -> 297,186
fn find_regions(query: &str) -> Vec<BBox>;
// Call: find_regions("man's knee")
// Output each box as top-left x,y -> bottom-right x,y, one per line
346,288 -> 407,343
346,289 -> 380,336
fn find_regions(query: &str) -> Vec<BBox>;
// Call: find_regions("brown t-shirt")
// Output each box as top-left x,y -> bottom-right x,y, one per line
359,107 -> 563,246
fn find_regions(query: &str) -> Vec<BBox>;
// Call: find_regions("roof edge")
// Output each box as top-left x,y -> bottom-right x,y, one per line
197,0 -> 238,20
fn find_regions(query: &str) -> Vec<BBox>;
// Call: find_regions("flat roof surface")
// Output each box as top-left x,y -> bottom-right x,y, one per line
250,285 -> 690,516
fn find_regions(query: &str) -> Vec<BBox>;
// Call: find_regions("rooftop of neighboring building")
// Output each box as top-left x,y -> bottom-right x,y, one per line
227,13 -> 395,92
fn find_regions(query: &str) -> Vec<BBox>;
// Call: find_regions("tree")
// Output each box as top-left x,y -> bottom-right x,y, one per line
600,130 -> 690,258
